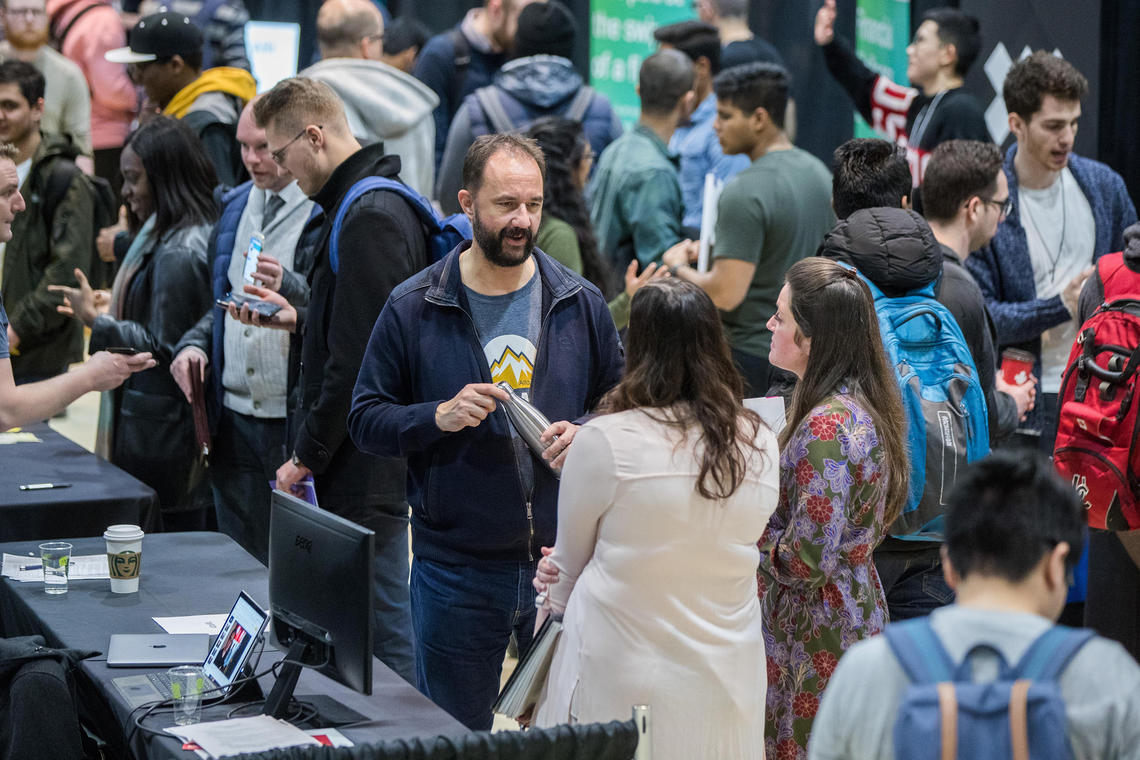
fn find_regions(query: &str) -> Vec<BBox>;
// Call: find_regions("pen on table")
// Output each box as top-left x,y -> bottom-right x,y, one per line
18,564 -> 41,571
18,483 -> 72,491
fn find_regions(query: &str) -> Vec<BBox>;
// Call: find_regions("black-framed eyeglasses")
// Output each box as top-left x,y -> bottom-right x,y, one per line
980,196 -> 1013,218
363,31 -> 384,44
271,126 -> 319,166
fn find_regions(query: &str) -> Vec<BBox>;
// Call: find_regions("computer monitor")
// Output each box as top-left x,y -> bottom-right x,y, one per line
263,489 -> 374,718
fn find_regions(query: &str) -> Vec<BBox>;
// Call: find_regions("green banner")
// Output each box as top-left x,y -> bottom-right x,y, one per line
854,0 -> 910,137
589,0 -> 695,130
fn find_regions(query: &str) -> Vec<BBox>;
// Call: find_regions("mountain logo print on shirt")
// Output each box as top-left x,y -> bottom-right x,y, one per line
483,334 -> 536,391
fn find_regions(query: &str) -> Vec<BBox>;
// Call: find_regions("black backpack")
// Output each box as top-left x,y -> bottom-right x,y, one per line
42,161 -> 119,289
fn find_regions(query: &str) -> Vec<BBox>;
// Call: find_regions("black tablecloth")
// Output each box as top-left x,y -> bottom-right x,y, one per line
0,532 -> 467,759
0,423 -> 159,541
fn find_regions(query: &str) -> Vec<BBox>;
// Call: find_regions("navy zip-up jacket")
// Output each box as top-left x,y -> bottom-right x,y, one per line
348,244 -> 624,565
966,145 -> 1137,429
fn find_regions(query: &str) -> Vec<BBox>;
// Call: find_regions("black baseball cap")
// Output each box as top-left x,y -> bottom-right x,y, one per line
105,12 -> 203,64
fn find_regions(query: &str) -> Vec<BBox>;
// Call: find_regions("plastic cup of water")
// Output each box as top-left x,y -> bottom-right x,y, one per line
39,541 -> 72,595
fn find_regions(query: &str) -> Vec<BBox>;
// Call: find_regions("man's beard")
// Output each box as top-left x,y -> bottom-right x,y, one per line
6,27 -> 49,51
473,209 -> 534,268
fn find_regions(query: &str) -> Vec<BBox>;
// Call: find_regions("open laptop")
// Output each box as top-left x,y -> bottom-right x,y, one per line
111,591 -> 269,707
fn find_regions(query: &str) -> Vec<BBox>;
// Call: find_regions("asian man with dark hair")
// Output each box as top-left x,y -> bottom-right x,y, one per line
810,451 -> 1140,760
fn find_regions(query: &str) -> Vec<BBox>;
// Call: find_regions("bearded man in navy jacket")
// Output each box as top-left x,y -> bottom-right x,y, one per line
349,133 -> 624,730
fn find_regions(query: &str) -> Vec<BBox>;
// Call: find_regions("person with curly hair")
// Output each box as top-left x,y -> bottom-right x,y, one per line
759,257 -> 908,759
524,116 -> 665,329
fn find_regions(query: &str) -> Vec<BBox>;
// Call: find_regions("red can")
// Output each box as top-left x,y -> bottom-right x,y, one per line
1001,348 -> 1035,385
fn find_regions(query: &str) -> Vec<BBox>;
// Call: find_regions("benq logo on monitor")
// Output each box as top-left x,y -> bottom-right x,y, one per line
294,534 -> 312,554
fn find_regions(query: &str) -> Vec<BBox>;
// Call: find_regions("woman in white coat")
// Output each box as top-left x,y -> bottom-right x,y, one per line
532,278 -> 779,759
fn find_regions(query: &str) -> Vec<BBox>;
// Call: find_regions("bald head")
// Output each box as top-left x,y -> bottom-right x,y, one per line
317,0 -> 384,60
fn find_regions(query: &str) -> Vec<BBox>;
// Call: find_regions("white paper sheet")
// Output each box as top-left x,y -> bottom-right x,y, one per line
152,614 -> 229,635
190,726 -> 351,758
0,431 -> 40,444
697,173 -> 724,273
2,553 -> 110,582
743,396 -> 787,433
166,715 -> 320,757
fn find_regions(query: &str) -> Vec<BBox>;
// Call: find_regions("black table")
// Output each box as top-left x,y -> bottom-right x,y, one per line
0,422 -> 159,541
0,532 -> 467,759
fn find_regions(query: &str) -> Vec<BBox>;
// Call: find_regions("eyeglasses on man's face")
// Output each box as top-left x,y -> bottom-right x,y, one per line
271,127 -> 320,166
979,196 -> 1013,218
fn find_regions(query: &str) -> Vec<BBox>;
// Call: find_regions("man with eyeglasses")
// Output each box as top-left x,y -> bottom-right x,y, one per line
225,77 -> 429,685
922,139 -> 1035,440
106,11 -> 255,186
813,1 -> 990,186
0,0 -> 92,169
298,0 -> 438,198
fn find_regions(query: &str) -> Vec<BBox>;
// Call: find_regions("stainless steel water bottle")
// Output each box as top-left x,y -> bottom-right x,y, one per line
496,381 -> 560,478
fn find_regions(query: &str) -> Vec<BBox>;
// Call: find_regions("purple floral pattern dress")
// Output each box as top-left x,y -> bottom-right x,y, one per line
757,393 -> 890,760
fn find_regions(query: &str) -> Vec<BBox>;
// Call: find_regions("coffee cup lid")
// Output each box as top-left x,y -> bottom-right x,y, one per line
104,524 -> 144,541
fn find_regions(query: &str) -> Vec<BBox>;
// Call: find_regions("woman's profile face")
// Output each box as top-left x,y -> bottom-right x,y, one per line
119,145 -> 154,223
573,142 -> 594,191
767,283 -> 811,378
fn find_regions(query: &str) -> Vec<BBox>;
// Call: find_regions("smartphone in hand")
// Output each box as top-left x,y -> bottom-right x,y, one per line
216,293 -> 283,319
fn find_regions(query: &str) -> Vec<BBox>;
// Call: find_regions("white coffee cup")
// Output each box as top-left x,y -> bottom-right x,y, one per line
104,524 -> 144,593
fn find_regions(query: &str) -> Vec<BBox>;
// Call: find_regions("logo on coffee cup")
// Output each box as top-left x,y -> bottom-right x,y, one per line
108,550 -> 141,579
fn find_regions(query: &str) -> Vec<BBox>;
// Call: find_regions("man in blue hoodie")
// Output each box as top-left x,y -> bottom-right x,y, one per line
349,133 -> 624,730
435,1 -> 621,215
413,0 -> 543,174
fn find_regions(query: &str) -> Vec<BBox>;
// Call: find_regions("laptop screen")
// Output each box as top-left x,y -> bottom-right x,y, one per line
203,590 -> 269,690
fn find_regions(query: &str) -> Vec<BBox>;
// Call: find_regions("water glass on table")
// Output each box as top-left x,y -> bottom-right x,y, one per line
39,541 -> 72,595
168,665 -> 205,725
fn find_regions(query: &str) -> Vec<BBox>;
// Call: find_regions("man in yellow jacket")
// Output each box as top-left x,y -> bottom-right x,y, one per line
107,11 -> 255,185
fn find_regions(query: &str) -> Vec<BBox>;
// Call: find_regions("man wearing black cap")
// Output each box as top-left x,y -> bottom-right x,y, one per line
106,11 -> 255,186
435,1 -> 621,215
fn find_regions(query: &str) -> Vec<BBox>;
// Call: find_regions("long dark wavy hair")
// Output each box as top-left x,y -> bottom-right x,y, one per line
781,258 -> 909,524
600,278 -> 766,500
124,116 -> 218,241
523,117 -> 612,297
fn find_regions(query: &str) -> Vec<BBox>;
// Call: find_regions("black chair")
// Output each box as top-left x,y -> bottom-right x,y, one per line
0,636 -> 89,760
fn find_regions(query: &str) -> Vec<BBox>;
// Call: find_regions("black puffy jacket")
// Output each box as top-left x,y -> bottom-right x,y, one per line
820,207 -> 1018,443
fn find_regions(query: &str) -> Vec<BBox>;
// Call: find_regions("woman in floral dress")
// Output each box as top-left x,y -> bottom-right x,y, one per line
759,258 -> 909,760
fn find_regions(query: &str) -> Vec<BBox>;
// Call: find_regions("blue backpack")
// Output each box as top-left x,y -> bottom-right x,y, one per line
886,618 -> 1093,760
859,273 -> 990,540
329,177 -> 472,274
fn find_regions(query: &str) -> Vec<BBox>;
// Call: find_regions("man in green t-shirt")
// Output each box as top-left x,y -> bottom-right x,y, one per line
664,62 -> 833,395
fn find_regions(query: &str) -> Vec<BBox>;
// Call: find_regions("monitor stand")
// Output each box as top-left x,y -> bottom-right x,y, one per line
258,639 -> 368,728
262,639 -> 306,720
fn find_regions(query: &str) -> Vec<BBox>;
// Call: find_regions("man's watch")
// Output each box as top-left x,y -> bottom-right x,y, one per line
291,452 -> 303,468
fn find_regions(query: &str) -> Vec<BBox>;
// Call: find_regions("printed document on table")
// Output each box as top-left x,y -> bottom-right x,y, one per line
743,397 -> 787,433
2,553 -> 109,582
189,727 -> 351,758
153,614 -> 229,635
166,715 -> 320,757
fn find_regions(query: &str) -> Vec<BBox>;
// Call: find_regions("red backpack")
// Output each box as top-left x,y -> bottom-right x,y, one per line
1054,252 -> 1140,530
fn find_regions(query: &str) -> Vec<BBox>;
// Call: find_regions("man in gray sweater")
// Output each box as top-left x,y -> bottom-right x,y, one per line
171,100 -> 315,564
